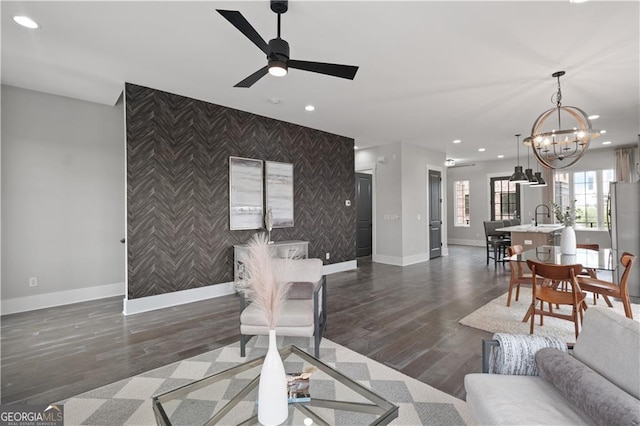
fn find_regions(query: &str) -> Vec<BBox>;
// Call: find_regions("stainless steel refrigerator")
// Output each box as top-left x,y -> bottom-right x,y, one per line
609,182 -> 640,299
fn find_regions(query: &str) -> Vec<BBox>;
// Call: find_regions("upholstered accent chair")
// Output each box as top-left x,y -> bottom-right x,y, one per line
239,258 -> 327,358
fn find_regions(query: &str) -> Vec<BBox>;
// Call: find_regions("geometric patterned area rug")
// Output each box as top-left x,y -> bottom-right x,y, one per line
460,288 -> 640,343
59,336 -> 473,425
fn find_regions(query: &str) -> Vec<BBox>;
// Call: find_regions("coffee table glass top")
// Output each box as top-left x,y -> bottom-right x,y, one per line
152,345 -> 398,426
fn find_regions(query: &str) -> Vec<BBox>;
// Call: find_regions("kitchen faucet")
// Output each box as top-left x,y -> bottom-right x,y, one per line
534,204 -> 551,227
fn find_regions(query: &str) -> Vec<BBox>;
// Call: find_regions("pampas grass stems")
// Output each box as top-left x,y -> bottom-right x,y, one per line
241,233 -> 292,329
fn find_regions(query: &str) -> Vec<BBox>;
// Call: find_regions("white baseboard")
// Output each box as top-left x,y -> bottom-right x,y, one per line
123,260 -> 358,316
373,253 -> 430,266
448,238 -> 485,247
1,282 -> 125,316
323,260 -> 357,275
373,254 -> 402,266
3,260 -> 359,316
123,282 -> 236,315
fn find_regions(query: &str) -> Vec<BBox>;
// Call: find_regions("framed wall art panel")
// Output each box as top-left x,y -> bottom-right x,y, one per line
229,157 -> 264,230
265,161 -> 294,228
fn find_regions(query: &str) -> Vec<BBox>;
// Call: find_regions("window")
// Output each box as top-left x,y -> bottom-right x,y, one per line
454,180 -> 470,226
553,169 -> 614,228
490,177 -> 520,220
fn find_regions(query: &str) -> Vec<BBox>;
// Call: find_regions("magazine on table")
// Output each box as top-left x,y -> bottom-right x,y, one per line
286,367 -> 316,403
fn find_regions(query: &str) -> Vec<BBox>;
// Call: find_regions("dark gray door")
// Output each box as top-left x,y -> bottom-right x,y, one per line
429,170 -> 442,259
356,173 -> 373,257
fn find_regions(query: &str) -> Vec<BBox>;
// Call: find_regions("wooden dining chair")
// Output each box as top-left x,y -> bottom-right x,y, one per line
506,245 -> 543,307
576,252 -> 636,319
526,260 -> 586,338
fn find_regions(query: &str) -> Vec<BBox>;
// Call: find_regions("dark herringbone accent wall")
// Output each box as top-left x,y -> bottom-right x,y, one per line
126,83 -> 355,299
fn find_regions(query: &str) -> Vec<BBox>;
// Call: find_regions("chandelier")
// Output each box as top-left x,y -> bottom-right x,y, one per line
523,71 -> 600,169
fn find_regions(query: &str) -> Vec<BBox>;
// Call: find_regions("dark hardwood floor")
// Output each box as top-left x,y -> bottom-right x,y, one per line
1,245 -> 510,405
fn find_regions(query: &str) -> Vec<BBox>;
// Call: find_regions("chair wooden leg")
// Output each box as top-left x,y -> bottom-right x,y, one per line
530,302 -> 536,334
602,294 -> 614,308
507,283 -> 514,307
622,295 -> 633,319
573,306 -> 580,338
515,284 -> 520,302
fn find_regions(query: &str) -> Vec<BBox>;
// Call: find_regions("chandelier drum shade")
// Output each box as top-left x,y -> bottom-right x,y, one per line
523,71 -> 600,170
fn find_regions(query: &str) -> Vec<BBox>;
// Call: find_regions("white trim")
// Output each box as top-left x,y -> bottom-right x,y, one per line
448,238 -> 485,247
1,282 -> 125,315
403,253 -> 430,266
372,253 -> 429,266
123,282 -> 235,315
323,260 -> 357,275
122,260 -> 358,315
373,254 -> 403,266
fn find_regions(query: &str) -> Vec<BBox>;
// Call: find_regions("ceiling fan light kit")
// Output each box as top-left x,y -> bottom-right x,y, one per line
217,0 -> 359,88
523,71 -> 599,169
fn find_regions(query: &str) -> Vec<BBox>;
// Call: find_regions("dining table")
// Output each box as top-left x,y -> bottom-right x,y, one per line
509,245 -> 617,272
509,245 -> 618,323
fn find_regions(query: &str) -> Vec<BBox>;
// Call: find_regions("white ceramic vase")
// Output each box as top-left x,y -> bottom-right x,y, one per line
258,329 -> 288,425
560,226 -> 576,255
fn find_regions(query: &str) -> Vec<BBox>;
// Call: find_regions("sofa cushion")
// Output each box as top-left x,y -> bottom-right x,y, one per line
572,307 -> 640,399
464,373 -> 595,425
287,282 -> 314,299
536,348 -> 640,426
282,258 -> 323,284
240,299 -> 313,327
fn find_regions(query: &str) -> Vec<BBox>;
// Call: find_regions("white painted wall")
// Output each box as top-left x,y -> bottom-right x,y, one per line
446,148 -> 617,247
370,143 -> 403,260
355,142 -> 446,265
401,143 -> 446,261
1,85 -> 125,313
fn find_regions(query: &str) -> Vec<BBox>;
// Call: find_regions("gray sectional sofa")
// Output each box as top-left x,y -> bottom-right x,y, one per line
465,307 -> 640,425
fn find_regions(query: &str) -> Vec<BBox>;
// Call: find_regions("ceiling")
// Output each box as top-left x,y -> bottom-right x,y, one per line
2,1 -> 639,165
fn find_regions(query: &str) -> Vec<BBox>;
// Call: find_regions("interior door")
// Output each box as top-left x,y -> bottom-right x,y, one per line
356,173 -> 373,257
429,170 -> 442,259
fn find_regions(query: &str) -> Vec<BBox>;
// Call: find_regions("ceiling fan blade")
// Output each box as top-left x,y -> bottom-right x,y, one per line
234,66 -> 269,88
288,60 -> 359,80
216,10 -> 270,55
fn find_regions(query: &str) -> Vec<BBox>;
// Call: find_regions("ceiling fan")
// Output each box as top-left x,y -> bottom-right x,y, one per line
216,0 -> 359,88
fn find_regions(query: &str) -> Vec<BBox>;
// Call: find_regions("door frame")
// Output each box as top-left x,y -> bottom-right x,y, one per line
355,162 -> 377,261
427,164 -> 447,256
486,171 -> 522,222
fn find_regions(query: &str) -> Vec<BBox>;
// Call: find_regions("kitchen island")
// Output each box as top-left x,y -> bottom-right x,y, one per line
496,224 -> 564,249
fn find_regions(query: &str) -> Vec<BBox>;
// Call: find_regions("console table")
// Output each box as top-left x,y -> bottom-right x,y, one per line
233,240 -> 309,283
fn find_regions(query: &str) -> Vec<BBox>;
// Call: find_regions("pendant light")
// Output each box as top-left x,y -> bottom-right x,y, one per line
524,71 -> 599,169
509,134 -> 529,184
530,160 -> 547,187
524,145 -> 538,185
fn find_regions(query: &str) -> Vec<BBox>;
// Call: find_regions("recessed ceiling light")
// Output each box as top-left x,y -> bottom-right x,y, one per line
304,105 -> 315,112
588,114 -> 599,120
497,154 -> 504,159
600,129 -> 607,134
570,0 -> 588,3
478,148 -> 486,152
452,139 -> 462,144
354,145 -> 359,150
13,15 -> 39,29
602,141 -> 612,145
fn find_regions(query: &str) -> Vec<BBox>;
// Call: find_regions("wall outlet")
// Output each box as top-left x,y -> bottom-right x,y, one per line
325,252 -> 330,260
29,276 -> 38,287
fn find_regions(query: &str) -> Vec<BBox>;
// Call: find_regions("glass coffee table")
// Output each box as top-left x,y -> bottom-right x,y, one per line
152,345 -> 398,425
